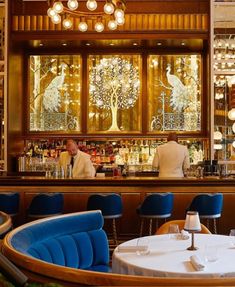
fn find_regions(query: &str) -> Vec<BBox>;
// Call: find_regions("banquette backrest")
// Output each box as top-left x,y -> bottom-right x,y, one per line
4,210 -> 109,272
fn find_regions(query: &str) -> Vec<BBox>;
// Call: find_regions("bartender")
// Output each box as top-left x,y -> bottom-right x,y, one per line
152,132 -> 190,178
59,139 -> 96,178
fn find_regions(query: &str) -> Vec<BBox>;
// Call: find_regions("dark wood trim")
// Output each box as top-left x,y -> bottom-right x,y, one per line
0,175 -> 234,187
11,31 -> 209,41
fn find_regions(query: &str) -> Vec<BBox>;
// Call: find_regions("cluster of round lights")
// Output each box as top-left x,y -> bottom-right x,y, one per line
47,0 -> 125,32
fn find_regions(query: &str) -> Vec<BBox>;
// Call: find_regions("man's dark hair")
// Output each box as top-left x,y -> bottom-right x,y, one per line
167,132 -> 178,142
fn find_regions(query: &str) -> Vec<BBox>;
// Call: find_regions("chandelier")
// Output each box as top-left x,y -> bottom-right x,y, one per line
47,0 -> 126,32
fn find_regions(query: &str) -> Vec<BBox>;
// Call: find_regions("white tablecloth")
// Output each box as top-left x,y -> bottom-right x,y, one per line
112,234 -> 235,278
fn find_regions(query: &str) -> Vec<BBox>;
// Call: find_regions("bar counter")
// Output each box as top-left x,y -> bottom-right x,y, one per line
1,175 -> 235,237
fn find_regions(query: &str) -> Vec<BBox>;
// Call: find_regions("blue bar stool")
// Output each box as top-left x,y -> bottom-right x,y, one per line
87,194 -> 123,246
137,193 -> 174,236
187,193 -> 223,234
28,193 -> 64,219
0,192 -> 20,217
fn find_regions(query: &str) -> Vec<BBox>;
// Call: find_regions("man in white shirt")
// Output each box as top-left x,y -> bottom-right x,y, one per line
59,140 -> 96,178
152,133 -> 190,178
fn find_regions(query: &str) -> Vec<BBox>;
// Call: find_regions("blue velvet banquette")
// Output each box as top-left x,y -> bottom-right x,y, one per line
3,210 -> 110,272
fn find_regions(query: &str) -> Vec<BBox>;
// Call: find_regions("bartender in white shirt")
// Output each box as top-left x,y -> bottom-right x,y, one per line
152,132 -> 190,178
59,139 -> 96,178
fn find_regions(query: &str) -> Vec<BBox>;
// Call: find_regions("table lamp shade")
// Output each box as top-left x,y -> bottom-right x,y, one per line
184,211 -> 201,232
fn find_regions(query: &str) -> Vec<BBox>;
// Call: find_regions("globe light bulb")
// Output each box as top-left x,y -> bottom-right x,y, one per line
68,0 -> 79,11
53,2 -> 64,13
214,144 -> 223,150
116,17 -> 125,25
51,14 -> 61,24
108,20 -> 117,30
86,0 -> 97,11
228,108 -> 235,120
63,18 -> 73,29
104,3 -> 114,14
214,131 -> 223,140
47,8 -> 56,17
114,8 -> 124,19
78,22 -> 88,32
95,22 -> 104,32
232,122 -> 235,133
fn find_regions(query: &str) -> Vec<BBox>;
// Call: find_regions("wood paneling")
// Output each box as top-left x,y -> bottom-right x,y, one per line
1,177 -> 235,236
12,14 -> 208,33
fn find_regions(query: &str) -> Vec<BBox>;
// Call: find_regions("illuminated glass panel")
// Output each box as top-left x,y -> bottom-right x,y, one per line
29,55 -> 81,132
147,54 -> 202,132
87,54 -> 142,133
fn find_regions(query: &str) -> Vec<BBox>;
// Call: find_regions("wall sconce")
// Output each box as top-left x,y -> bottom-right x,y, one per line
184,211 -> 201,251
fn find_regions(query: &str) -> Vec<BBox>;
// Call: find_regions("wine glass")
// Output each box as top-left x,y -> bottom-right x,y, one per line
229,229 -> 235,247
168,224 -> 180,239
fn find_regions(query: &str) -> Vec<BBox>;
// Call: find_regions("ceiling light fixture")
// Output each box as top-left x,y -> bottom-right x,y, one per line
47,0 -> 126,32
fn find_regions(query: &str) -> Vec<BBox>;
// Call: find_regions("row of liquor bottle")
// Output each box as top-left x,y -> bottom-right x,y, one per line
18,139 -> 206,171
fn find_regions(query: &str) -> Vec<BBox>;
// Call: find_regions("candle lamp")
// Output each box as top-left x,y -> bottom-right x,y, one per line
184,211 -> 201,251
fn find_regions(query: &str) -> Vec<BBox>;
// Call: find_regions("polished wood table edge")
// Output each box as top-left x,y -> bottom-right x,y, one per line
0,175 -> 235,186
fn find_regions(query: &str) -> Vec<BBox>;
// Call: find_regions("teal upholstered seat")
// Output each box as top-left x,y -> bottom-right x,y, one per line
9,210 -> 110,272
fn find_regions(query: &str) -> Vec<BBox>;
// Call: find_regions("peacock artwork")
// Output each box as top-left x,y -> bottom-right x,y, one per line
29,55 -> 81,132
148,54 -> 201,132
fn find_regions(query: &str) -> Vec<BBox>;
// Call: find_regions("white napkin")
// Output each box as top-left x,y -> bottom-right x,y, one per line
181,229 -> 190,240
117,245 -> 148,253
190,255 -> 206,271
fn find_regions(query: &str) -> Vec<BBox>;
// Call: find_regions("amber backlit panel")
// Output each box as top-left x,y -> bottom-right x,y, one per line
87,54 -> 142,133
29,55 -> 82,132
147,54 -> 202,133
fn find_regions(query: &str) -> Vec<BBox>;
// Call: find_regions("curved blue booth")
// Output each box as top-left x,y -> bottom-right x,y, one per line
3,210 -> 109,273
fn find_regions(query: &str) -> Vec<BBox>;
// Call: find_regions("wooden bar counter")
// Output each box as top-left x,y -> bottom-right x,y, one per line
1,175 -> 234,237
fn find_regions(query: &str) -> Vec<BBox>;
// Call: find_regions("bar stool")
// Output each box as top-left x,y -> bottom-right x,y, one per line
137,193 -> 174,236
0,192 -> 20,217
28,193 -> 64,220
186,193 -> 223,234
87,194 -> 123,246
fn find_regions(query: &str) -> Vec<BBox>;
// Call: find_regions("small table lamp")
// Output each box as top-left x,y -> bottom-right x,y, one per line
184,211 -> 201,250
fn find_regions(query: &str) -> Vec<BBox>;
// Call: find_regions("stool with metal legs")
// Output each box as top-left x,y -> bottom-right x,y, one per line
186,193 -> 223,234
87,194 -> 123,246
137,193 -> 174,236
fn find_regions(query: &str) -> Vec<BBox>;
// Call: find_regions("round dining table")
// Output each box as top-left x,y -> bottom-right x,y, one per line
112,234 -> 235,278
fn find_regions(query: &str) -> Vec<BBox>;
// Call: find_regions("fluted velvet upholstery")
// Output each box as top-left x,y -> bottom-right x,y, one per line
87,194 -> 123,245
9,211 -> 109,272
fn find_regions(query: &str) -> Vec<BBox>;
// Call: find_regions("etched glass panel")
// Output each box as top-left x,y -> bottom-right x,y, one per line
87,55 -> 142,133
29,55 -> 81,132
147,54 -> 202,132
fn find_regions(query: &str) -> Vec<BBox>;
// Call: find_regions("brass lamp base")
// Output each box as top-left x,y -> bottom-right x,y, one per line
187,246 -> 198,251
187,231 -> 199,251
